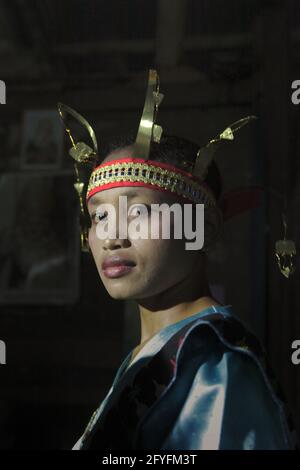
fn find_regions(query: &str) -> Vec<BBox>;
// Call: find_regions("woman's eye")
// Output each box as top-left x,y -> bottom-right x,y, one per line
91,211 -> 107,223
131,204 -> 151,216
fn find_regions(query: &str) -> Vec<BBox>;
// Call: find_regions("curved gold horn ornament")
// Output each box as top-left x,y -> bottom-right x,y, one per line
132,69 -> 164,160
193,115 -> 257,182
57,102 -> 98,162
57,102 -> 99,252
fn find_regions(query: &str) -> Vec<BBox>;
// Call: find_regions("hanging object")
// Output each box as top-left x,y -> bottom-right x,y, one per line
275,213 -> 296,279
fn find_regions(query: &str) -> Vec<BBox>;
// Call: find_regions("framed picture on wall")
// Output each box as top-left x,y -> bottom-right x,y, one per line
0,121 -> 22,171
0,172 -> 80,305
20,110 -> 63,169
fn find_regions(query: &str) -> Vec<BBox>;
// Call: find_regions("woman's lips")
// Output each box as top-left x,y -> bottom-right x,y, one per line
103,264 -> 135,279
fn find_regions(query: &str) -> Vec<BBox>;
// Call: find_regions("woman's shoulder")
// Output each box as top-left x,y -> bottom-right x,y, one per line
173,307 -> 265,365
139,308 -> 296,449
173,309 -> 284,404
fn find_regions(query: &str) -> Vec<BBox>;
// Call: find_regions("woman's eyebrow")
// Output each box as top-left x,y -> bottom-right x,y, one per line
124,190 -> 140,199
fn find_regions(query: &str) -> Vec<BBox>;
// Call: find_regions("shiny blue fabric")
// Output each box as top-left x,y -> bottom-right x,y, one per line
137,328 -> 291,449
73,306 -> 294,450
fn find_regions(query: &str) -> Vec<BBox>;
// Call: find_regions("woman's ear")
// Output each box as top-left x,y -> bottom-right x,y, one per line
203,206 -> 223,252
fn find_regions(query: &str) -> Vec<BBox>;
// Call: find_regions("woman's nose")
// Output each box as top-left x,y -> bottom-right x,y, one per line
102,228 -> 131,250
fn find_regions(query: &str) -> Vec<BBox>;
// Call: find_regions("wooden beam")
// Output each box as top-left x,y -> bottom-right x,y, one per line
155,0 -> 187,67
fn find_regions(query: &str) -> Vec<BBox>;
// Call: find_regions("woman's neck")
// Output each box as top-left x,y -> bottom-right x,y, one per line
136,259 -> 221,346
137,295 -> 220,346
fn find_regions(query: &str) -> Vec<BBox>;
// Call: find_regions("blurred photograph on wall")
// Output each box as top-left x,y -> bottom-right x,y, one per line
0,173 -> 80,304
21,110 -> 63,169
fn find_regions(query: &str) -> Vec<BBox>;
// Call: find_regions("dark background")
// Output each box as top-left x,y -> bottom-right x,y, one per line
0,0 -> 299,449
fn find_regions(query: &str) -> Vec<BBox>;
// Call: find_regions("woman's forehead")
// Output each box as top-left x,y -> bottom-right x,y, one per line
102,146 -> 133,163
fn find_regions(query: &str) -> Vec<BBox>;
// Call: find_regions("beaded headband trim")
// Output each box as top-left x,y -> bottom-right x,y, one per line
86,158 -> 216,206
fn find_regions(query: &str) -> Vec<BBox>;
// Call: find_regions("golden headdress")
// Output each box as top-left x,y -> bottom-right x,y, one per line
58,72 -> 254,241
57,69 -> 295,279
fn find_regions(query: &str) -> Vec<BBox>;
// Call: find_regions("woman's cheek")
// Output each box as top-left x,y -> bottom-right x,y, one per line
88,225 -> 98,251
148,213 -> 163,239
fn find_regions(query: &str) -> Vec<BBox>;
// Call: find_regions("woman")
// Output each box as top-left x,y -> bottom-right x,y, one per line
59,71 -> 295,450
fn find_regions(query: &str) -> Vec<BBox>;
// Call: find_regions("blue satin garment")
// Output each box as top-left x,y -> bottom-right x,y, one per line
73,305 -> 295,450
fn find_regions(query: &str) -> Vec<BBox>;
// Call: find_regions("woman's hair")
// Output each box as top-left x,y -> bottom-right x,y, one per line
99,133 -> 223,202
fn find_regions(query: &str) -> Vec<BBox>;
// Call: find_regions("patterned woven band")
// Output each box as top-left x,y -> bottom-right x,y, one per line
86,158 -> 217,206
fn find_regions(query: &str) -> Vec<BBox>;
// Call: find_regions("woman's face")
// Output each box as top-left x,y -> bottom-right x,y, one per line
87,162 -> 203,301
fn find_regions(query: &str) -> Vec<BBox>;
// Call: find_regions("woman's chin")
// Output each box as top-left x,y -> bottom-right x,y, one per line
106,289 -> 141,301
102,280 -> 144,300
